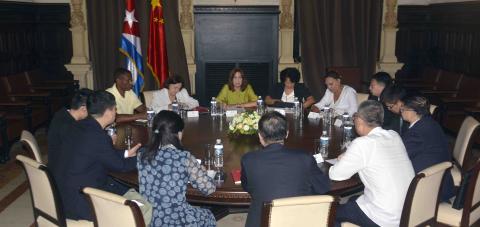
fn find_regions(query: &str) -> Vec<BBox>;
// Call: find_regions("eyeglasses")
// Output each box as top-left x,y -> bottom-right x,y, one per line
400,107 -> 413,113
386,103 -> 395,110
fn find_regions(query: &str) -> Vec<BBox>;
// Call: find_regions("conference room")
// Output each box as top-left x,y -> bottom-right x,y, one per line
0,0 -> 480,226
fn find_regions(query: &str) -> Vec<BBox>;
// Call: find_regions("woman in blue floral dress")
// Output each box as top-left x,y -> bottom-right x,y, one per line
138,110 -> 216,226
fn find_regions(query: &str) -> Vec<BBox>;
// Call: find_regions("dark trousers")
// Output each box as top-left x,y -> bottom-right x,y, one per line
335,197 -> 379,227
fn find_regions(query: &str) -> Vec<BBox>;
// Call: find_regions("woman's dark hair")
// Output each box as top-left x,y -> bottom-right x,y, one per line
113,67 -> 131,81
280,68 -> 300,83
228,67 -> 248,91
402,95 -> 430,117
163,74 -> 184,89
142,110 -> 185,162
324,71 -> 342,80
371,72 -> 392,87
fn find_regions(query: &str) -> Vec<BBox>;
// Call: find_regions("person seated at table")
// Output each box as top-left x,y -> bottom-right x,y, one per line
150,74 -> 199,112
400,95 -> 455,202
48,88 -> 92,193
216,67 -> 258,108
138,110 -> 216,227
241,111 -> 330,227
106,67 -> 146,122
368,72 -> 398,131
265,67 -> 315,109
381,84 -> 409,135
60,91 -> 141,220
312,71 -> 358,116
330,100 -> 414,227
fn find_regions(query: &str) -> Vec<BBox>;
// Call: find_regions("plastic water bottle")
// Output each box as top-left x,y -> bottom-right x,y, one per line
319,130 -> 329,158
293,97 -> 300,118
342,112 -> 349,124
172,100 -> 179,114
210,97 -> 217,116
257,96 -> 264,115
343,124 -> 353,147
214,139 -> 224,168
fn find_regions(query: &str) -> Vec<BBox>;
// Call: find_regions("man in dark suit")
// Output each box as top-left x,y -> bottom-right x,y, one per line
241,111 -> 330,227
400,95 -> 455,201
59,91 -> 141,220
48,88 -> 92,190
380,84 -> 409,135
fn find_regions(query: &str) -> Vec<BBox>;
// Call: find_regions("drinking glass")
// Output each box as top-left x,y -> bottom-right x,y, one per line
203,144 -> 213,170
125,126 -> 132,149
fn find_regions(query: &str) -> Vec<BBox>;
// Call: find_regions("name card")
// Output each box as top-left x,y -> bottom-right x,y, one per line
207,170 -> 216,178
274,108 -> 286,116
334,119 -> 343,127
313,154 -> 324,163
187,111 -> 199,118
196,159 -> 202,164
225,110 -> 238,117
308,112 -> 321,119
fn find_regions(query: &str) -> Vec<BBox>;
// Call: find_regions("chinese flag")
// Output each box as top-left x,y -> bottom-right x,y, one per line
147,0 -> 169,87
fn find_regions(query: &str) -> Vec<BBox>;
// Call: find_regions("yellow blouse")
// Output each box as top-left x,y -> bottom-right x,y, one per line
216,84 -> 258,105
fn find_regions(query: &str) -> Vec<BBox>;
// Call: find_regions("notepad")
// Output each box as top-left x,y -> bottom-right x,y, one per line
313,154 -> 324,163
231,169 -> 241,185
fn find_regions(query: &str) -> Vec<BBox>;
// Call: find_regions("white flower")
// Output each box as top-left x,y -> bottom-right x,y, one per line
243,125 -> 250,131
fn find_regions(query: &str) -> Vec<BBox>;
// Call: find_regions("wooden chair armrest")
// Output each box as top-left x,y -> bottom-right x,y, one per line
440,98 -> 480,103
465,107 -> 480,114
421,90 -> 458,95
0,101 -> 31,106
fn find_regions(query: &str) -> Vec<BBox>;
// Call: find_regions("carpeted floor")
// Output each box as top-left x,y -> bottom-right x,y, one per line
0,129 -> 246,227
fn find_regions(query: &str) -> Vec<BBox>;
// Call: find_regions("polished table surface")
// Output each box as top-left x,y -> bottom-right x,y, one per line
110,112 -> 361,206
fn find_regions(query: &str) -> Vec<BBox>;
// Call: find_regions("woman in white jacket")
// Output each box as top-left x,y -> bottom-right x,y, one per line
151,75 -> 199,112
312,71 -> 358,116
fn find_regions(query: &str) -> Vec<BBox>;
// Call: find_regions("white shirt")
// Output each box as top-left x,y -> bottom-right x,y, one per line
329,127 -> 414,227
314,85 -> 358,116
150,88 -> 199,113
281,91 -> 295,103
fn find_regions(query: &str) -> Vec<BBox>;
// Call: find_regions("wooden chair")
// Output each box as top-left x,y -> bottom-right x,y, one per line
0,111 -> 29,163
356,93 -> 369,106
327,67 -> 363,92
16,155 -> 93,227
342,162 -> 452,227
437,161 -> 480,226
451,116 -> 480,186
261,195 -> 337,227
20,130 -> 43,164
83,187 -> 146,227
142,90 -> 155,109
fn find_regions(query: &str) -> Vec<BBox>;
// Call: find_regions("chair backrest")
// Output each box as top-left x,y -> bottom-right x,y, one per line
16,155 -> 66,227
453,116 -> 480,168
20,130 -> 43,164
435,70 -> 463,91
421,67 -> 441,84
327,67 -> 363,92
261,195 -> 336,227
142,91 -> 155,109
461,161 -> 480,226
356,93 -> 369,105
83,187 -> 145,227
430,104 -> 437,115
400,162 -> 452,227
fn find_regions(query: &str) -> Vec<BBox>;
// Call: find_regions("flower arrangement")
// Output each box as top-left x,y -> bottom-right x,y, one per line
228,111 -> 261,135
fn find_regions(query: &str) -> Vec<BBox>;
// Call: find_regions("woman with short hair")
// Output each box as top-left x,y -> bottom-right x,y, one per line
313,71 -> 358,116
150,75 -> 199,112
265,67 -> 315,108
138,111 -> 216,226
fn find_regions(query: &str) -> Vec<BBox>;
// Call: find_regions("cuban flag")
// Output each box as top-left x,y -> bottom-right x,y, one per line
119,0 -> 144,96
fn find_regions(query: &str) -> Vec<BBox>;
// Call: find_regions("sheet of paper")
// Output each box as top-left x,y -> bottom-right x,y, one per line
325,158 -> 337,165
273,108 -> 286,116
187,111 -> 199,118
308,112 -> 321,119
225,110 -> 238,117
313,154 -> 324,163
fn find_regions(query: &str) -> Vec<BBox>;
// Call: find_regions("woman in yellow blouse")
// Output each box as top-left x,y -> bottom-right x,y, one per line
216,68 -> 258,108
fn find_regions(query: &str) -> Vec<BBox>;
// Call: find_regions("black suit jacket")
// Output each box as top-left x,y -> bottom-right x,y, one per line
59,117 -> 137,220
368,94 -> 407,135
402,116 -> 455,201
241,143 -> 330,227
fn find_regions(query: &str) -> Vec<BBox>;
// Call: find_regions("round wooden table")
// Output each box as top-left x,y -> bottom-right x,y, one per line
110,112 -> 361,207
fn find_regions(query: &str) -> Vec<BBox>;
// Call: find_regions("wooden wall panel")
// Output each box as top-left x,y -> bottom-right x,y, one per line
396,2 -> 480,77
0,2 -> 72,79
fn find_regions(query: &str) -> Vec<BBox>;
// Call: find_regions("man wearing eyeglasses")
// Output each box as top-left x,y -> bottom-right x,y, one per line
380,84 -> 409,135
330,100 -> 414,227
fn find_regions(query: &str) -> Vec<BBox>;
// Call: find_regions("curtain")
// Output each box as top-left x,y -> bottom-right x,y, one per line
297,0 -> 383,98
86,0 -> 189,91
